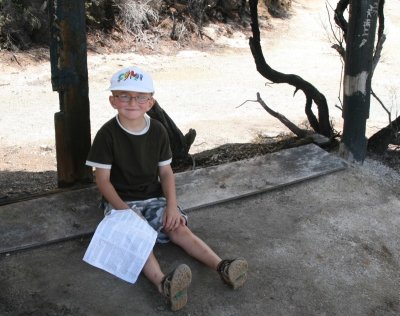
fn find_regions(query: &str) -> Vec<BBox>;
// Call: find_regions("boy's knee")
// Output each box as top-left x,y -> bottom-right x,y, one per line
168,225 -> 191,242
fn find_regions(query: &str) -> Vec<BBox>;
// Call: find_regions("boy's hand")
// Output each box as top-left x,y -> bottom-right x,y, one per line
163,206 -> 185,232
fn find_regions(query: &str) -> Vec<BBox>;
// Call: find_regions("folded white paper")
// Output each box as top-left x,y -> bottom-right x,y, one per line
83,209 -> 157,284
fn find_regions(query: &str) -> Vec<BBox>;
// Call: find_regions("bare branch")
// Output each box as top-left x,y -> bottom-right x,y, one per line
255,93 -> 331,145
335,103 -> 343,111
334,0 -> 349,39
371,88 -> 391,124
377,0 -> 385,43
372,33 -> 386,74
325,2 -> 344,51
236,99 -> 258,108
255,93 -> 309,138
331,43 -> 345,59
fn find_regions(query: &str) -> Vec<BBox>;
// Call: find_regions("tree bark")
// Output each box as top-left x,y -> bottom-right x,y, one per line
339,0 -> 379,163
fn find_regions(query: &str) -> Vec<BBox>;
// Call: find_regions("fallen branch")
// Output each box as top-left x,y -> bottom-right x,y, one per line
253,93 -> 331,145
255,93 -> 308,138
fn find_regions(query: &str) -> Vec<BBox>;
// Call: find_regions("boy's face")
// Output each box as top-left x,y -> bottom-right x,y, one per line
109,91 -> 154,121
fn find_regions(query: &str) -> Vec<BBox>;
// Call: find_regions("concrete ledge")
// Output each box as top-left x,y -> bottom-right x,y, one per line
177,143 -> 347,210
0,144 -> 347,254
0,187 -> 102,253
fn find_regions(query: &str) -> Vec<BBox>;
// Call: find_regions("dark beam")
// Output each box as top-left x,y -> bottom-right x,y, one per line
49,0 -> 93,187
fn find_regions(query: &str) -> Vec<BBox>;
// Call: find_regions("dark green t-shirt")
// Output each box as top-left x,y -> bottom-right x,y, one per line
86,115 -> 172,201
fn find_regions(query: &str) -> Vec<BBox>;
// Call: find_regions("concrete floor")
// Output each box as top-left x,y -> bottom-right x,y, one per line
1,146 -> 399,315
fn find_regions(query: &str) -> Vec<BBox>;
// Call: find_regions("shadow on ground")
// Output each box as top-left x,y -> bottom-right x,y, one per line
1,145 -> 399,315
0,170 -> 58,204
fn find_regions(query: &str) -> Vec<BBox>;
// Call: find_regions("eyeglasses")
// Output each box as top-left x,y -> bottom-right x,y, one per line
114,94 -> 152,104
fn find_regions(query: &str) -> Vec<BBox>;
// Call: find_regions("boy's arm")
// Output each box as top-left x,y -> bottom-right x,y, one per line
159,164 -> 184,232
95,168 -> 130,210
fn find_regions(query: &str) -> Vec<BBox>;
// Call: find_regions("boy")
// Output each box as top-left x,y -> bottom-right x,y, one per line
86,66 -> 248,311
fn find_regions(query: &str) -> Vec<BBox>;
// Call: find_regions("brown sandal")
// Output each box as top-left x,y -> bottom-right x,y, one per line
217,258 -> 248,289
161,264 -> 192,311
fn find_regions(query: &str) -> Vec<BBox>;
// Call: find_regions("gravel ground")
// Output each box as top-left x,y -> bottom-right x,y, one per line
0,0 -> 399,201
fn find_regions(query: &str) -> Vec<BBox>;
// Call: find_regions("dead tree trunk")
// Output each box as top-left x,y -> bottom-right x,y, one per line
248,0 -> 333,139
338,0 -> 380,163
147,100 -> 196,165
336,0 -> 398,155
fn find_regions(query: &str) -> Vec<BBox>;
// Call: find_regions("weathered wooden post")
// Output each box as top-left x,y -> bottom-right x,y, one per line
339,0 -> 380,163
49,0 -> 93,187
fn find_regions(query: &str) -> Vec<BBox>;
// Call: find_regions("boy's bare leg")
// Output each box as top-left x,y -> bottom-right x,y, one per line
168,226 -> 222,270
143,250 -> 192,311
169,227 -> 248,289
142,251 -> 165,293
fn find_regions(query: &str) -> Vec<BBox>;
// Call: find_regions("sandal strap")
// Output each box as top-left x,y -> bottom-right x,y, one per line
161,272 -> 173,298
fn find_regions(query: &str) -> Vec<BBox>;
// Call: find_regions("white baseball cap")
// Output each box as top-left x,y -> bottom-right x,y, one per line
108,66 -> 154,93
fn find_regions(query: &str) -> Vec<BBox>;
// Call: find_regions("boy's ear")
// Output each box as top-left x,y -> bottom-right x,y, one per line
149,97 -> 156,109
109,95 -> 117,109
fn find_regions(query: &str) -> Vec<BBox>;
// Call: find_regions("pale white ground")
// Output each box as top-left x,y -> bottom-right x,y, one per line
0,0 -> 399,175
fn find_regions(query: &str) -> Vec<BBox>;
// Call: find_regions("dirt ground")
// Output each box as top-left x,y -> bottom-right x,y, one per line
0,0 -> 399,200
0,3 -> 400,313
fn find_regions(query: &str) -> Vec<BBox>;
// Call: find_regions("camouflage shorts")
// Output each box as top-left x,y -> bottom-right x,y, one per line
103,197 -> 188,244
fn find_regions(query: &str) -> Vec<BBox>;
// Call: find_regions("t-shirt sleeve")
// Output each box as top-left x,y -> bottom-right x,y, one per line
86,127 -> 113,170
158,124 -> 173,166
